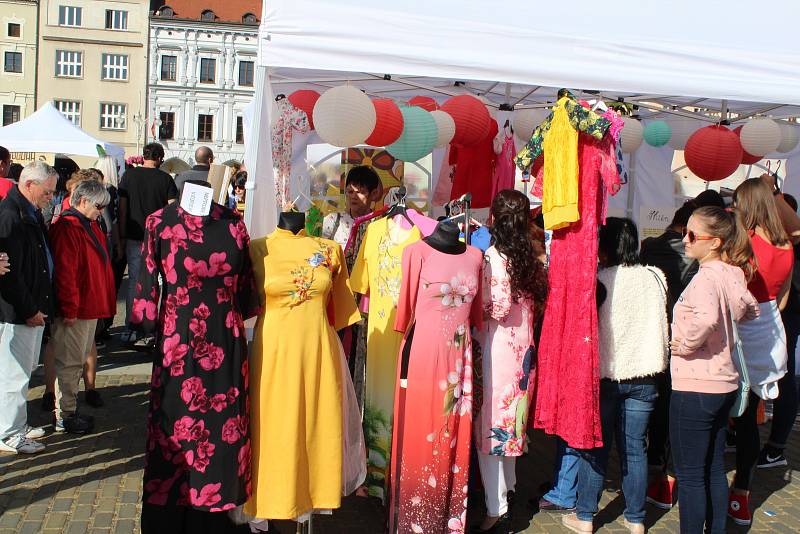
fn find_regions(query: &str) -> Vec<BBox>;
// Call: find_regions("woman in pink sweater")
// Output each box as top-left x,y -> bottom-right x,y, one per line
669,206 -> 760,534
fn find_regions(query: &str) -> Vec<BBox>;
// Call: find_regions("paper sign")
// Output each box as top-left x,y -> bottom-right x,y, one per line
639,206 -> 676,239
181,182 -> 213,216
207,164 -> 232,203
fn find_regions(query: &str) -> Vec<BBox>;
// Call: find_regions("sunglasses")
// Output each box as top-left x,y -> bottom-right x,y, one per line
95,203 -> 108,210
684,229 -> 717,244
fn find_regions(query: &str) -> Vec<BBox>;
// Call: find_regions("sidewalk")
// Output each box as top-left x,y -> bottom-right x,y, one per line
2,332 -> 799,533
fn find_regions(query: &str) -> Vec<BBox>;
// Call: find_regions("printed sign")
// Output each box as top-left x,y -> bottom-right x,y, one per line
639,206 -> 676,239
180,182 -> 213,216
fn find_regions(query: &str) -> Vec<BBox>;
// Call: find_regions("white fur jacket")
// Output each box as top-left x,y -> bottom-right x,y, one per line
597,265 -> 669,381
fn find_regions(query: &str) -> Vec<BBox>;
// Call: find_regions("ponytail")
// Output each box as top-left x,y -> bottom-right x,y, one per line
693,206 -> 757,281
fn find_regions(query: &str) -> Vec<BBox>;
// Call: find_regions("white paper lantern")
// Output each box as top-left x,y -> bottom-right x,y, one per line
620,117 -> 644,153
430,110 -> 456,147
668,118 -> 701,150
739,118 -> 782,156
512,109 -> 549,143
776,122 -> 800,153
312,86 -> 376,147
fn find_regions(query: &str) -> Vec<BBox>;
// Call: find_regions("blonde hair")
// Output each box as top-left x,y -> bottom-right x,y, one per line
93,155 -> 119,188
734,177 -> 790,247
66,169 -> 100,194
693,206 -> 757,281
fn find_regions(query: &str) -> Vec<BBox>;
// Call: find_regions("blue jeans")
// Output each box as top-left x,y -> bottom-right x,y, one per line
576,381 -> 657,524
670,390 -> 736,534
125,240 -> 143,328
543,438 -> 580,508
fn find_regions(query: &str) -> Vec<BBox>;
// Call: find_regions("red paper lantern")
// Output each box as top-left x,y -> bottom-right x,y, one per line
408,96 -> 438,112
365,99 -> 404,147
734,126 -> 761,165
684,126 -> 743,182
440,95 -> 491,146
288,90 -> 320,130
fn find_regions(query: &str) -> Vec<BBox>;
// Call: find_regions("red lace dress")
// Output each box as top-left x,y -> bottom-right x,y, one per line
533,132 -> 620,449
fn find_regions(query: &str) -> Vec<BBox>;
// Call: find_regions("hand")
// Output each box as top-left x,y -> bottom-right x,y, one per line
25,311 -> 47,327
760,173 -> 778,193
0,252 -> 9,276
668,339 -> 684,355
63,317 -> 77,327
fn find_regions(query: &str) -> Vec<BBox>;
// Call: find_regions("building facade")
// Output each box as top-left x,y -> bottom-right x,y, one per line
0,0 -> 38,126
37,0 -> 150,155
147,2 -> 261,166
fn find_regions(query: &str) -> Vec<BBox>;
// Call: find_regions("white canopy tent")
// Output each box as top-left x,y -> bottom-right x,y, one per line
245,0 -> 800,237
0,101 -> 125,161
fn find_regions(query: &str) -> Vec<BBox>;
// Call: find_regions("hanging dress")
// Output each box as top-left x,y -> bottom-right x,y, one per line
132,203 -> 258,513
490,132 -> 517,202
271,99 -> 310,210
350,217 -> 421,500
450,120 -> 499,210
245,229 -> 361,519
388,240 -> 483,534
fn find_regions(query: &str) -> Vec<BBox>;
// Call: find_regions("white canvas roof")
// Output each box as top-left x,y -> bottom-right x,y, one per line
0,102 -> 125,160
245,0 -> 800,237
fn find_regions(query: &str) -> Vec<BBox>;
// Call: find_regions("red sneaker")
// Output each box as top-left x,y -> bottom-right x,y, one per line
728,493 -> 752,526
646,478 -> 676,509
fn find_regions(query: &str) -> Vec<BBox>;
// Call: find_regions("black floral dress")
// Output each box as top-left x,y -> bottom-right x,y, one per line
132,203 -> 258,511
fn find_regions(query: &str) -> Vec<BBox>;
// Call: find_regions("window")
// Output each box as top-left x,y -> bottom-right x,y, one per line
200,10 -> 215,21
100,103 -> 127,130
242,13 -> 257,24
160,55 -> 177,81
55,100 -> 81,126
105,10 -> 128,30
4,52 -> 22,73
102,54 -> 128,81
197,114 -> 213,141
2,105 -> 20,126
238,61 -> 254,87
236,116 -> 244,144
55,50 -> 82,78
58,6 -> 82,27
199,58 -> 215,83
159,112 -> 175,140
8,23 -> 21,38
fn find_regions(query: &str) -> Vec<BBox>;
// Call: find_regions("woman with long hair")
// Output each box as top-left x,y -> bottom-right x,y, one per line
563,218 -> 669,534
669,206 -> 759,533
727,178 -> 793,525
472,190 -> 547,534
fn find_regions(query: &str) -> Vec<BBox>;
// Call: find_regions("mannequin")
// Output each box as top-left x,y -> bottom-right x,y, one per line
278,211 -> 305,234
422,220 -> 466,254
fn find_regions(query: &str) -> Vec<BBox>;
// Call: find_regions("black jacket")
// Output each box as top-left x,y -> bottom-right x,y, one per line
0,186 -> 55,324
640,229 -> 699,318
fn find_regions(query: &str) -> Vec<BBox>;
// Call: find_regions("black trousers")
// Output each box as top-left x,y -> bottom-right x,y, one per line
141,504 -> 251,534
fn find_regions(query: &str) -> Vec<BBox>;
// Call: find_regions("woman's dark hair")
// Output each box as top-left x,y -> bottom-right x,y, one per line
733,177 -> 790,247
490,190 -> 547,305
693,206 -> 756,281
234,172 -> 247,189
599,217 -> 640,267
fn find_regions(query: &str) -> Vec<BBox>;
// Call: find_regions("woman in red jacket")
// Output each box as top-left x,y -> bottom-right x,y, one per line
48,180 -> 116,434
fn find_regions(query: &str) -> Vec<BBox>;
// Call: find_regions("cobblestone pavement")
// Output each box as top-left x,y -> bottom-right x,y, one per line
2,336 -> 799,533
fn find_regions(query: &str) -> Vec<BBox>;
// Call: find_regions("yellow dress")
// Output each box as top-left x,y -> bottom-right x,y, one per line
246,228 -> 360,519
349,217 -> 420,500
542,96 -> 580,230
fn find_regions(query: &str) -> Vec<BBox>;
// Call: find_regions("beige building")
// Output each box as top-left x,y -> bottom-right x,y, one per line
1,0 -> 38,126
37,0 -> 150,155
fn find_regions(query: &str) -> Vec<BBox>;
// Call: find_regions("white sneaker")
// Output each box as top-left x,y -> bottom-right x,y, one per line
25,425 -> 46,439
0,434 -> 46,454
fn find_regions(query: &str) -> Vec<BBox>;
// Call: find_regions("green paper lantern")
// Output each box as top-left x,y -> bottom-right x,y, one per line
644,120 -> 672,147
386,106 -> 437,162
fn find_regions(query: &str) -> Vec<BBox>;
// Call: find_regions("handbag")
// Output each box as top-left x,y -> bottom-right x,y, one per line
724,293 -> 751,418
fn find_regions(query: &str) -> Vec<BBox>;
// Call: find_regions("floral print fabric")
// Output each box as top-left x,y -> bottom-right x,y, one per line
132,203 -> 258,511
271,99 -> 310,210
389,241 -> 483,534
473,247 -> 536,457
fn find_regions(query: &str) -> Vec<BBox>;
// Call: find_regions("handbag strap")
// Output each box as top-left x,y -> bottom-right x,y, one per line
645,266 -> 669,307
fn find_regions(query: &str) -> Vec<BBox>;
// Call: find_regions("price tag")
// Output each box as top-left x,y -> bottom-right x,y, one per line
180,182 -> 213,216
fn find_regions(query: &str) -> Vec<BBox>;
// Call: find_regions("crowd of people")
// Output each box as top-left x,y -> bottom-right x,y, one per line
0,140 -> 798,533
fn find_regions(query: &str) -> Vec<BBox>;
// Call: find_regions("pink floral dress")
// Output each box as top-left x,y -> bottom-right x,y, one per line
473,247 -> 536,457
271,98 -> 309,209
132,203 -> 258,511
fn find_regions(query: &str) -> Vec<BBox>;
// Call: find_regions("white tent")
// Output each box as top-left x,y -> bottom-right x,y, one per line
245,0 -> 800,237
0,101 -> 125,160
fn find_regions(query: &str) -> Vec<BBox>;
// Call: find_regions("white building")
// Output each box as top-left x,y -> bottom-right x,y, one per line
147,9 -> 258,167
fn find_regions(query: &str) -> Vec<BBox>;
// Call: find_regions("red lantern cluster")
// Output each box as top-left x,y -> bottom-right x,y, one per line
684,126 -> 743,182
440,95 -> 492,146
288,90 -> 320,130
365,99 -> 404,147
408,96 -> 438,112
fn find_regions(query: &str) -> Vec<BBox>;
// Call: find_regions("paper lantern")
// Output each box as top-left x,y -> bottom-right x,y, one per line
620,117 -> 644,153
734,126 -> 761,165
364,99 -> 404,147
668,118 -> 700,150
643,120 -> 672,147
684,125 -> 743,181
312,86 -> 376,147
408,96 -> 439,112
440,95 -> 491,146
385,106 -> 438,162
512,109 -> 550,143
430,110 -> 456,147
739,118 -> 782,156
288,90 -> 320,130
777,122 -> 800,153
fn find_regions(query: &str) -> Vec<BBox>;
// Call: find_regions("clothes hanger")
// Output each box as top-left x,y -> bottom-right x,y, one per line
275,94 -> 286,101
381,185 -> 414,227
